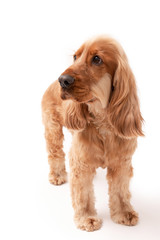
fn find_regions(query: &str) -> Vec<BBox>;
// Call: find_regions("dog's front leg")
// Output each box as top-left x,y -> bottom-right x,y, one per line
107,159 -> 138,226
69,157 -> 102,231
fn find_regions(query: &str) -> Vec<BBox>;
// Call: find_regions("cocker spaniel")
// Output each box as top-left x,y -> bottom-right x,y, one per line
42,36 -> 143,231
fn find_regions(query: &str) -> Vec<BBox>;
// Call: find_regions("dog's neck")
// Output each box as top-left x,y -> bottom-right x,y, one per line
86,99 -> 107,127
86,99 -> 111,139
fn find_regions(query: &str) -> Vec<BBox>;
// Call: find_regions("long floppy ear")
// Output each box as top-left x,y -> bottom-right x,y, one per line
64,101 -> 88,130
108,53 -> 144,138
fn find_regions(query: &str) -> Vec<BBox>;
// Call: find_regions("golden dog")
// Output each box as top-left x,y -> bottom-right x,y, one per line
42,36 -> 143,231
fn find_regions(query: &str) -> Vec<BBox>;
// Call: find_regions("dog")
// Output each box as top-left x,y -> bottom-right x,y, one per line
41,36 -> 144,231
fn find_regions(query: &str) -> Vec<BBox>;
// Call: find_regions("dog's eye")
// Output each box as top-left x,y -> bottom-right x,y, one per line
73,55 -> 77,61
92,55 -> 102,66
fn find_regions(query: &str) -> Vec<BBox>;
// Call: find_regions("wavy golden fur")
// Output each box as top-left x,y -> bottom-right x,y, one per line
42,36 -> 143,231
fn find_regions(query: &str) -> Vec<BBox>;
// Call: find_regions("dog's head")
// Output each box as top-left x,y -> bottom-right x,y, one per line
59,37 -> 116,105
59,36 -> 144,138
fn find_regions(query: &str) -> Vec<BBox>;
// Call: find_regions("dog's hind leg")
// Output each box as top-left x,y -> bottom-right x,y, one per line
42,100 -> 67,185
45,120 -> 67,185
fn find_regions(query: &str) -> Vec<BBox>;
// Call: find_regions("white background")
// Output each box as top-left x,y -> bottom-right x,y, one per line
0,0 -> 160,239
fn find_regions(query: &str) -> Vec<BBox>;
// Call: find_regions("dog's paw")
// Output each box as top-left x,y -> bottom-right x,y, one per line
49,171 -> 67,185
111,211 -> 139,226
76,216 -> 102,232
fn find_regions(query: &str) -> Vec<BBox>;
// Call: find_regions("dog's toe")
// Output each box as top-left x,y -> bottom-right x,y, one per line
49,171 -> 67,185
112,211 -> 139,226
76,216 -> 102,232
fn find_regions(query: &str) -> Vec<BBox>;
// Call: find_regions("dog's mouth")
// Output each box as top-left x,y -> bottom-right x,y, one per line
60,87 -> 96,104
60,88 -> 71,100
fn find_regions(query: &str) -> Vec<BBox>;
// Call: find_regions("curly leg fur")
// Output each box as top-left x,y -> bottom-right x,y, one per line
45,121 -> 67,185
107,161 -> 138,226
69,148 -> 102,231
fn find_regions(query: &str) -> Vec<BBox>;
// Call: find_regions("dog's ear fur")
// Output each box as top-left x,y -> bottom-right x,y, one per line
64,102 -> 88,130
108,53 -> 144,138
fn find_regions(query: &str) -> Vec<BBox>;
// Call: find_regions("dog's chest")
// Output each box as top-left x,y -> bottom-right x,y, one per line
98,124 -> 111,139
90,112 -> 111,141
92,120 -> 116,167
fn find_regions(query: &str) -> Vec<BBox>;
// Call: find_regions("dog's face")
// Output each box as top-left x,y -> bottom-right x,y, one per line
58,36 -> 144,138
59,37 -> 117,107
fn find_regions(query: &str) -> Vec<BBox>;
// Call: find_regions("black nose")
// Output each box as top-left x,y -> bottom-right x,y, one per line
58,74 -> 75,89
